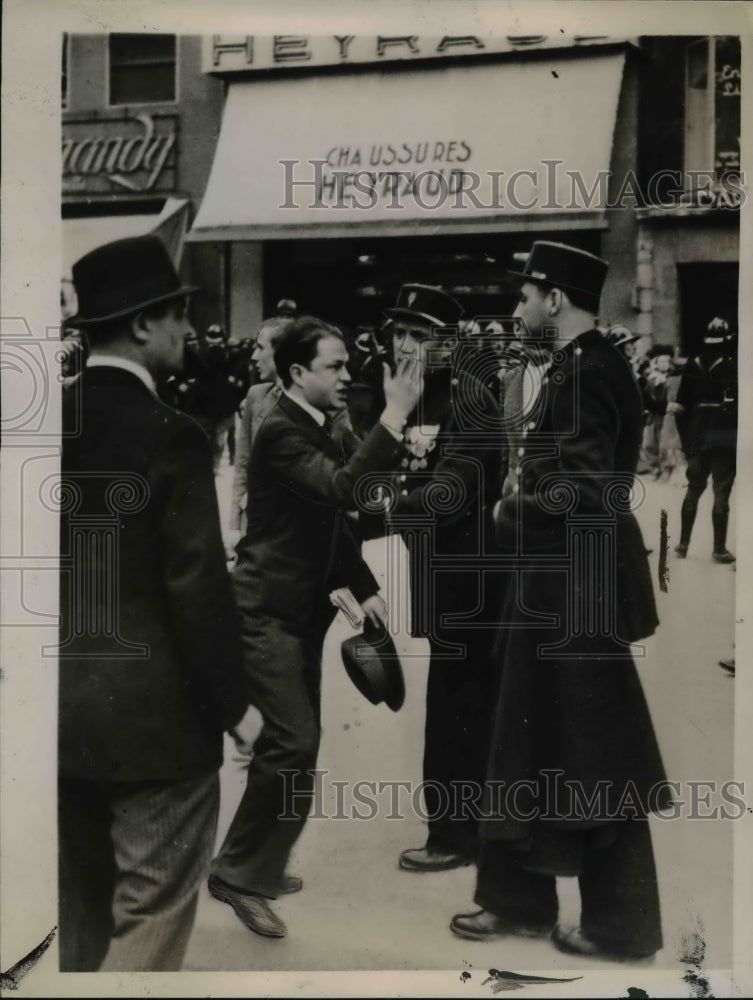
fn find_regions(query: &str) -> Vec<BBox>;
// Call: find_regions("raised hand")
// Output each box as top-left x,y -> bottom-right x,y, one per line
381,356 -> 423,428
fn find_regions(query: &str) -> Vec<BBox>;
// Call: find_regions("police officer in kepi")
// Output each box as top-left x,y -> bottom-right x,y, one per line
672,317 -> 738,563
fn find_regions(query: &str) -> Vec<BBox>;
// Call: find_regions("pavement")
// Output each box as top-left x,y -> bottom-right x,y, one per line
183,456 -> 737,975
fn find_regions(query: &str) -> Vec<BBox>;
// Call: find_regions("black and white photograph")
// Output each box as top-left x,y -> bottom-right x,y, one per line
1,1 -> 752,996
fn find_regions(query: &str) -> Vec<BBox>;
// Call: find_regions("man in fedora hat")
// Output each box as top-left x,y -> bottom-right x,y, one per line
361,283 -> 503,874
58,234 -> 260,971
450,241 -> 670,961
208,315 -> 423,939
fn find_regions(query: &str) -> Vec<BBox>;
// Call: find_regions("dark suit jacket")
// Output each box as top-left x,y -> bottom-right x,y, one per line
59,366 -> 247,782
235,393 -> 405,631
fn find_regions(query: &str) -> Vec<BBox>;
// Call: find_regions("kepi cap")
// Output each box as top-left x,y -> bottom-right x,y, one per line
509,241 -> 608,310
384,283 -> 463,329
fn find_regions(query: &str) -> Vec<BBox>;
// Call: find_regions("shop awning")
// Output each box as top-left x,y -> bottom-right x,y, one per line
190,50 -> 625,241
62,197 -> 190,277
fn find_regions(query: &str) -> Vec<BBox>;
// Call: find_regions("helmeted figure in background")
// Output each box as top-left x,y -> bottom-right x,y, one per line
673,317 -> 737,563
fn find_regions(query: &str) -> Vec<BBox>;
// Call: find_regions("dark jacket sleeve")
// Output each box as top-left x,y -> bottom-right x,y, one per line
261,418 -> 405,508
331,515 -> 380,603
161,418 -> 247,729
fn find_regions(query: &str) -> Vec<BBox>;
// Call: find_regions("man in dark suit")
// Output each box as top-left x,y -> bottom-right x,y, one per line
58,235 -> 259,971
450,242 -> 670,960
360,285 -> 503,872
209,315 -> 422,938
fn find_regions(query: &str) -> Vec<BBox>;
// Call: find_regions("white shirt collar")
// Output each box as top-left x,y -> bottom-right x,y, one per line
283,389 -> 326,427
86,356 -> 157,395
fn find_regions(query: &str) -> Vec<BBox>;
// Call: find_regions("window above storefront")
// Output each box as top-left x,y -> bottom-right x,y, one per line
108,33 -> 177,106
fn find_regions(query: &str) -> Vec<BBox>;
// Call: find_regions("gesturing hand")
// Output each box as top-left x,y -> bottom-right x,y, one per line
382,357 -> 423,425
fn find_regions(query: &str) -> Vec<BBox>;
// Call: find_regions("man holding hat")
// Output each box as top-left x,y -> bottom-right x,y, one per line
450,242 -> 670,961
363,284 -> 503,874
208,315 -> 422,939
58,235 -> 259,971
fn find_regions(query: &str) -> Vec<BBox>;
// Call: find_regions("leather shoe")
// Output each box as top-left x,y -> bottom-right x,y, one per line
399,846 -> 473,872
718,658 -> 736,675
278,874 -> 303,894
208,875 -> 287,937
552,924 -> 656,961
713,549 -> 736,564
450,909 -> 553,942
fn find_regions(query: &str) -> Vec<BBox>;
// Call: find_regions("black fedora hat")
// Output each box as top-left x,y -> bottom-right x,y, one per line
384,283 -> 463,329
509,241 -> 608,308
340,619 -> 405,712
67,234 -> 196,327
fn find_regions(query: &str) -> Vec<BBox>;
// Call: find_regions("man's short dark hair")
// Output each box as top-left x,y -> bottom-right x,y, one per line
274,315 -> 343,388
530,279 -> 599,315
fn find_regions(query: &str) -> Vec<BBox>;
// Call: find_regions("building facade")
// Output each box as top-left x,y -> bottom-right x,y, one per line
62,32 -> 741,351
186,32 -> 740,352
62,33 -> 227,335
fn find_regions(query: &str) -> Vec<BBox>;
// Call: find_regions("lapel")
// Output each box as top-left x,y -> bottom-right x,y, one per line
276,392 -> 339,457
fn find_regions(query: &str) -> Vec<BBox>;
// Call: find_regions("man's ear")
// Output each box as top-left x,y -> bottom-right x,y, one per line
289,362 -> 305,387
131,311 -> 150,345
548,288 -> 563,316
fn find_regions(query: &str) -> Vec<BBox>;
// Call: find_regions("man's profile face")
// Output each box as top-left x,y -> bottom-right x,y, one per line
298,335 -> 351,412
252,325 -> 277,382
513,281 -> 550,339
149,298 -> 193,376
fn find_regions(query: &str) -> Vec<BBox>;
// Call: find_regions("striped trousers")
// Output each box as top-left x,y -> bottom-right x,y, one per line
58,773 -> 219,971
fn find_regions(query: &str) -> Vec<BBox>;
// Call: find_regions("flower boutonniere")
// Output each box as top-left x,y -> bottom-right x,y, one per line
401,424 -> 441,471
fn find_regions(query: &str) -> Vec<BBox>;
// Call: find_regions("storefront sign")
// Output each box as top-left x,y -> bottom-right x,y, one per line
62,112 -> 177,195
192,52 -> 626,238
203,33 -> 617,74
715,36 -> 741,174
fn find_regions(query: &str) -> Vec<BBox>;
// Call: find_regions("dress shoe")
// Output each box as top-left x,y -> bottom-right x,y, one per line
552,924 -> 656,961
207,875 -> 287,937
450,909 -> 553,942
674,544 -> 688,558
399,846 -> 473,872
718,658 -> 736,675
713,549 -> 736,564
278,874 -> 303,894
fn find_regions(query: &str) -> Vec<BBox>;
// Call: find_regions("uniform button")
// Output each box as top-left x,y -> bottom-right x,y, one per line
399,474 -> 406,482
542,376 -> 549,384
517,447 -> 525,457
574,347 -> 583,356
528,421 -> 536,429
515,465 -> 522,475
401,489 -> 408,496
513,484 -> 520,494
